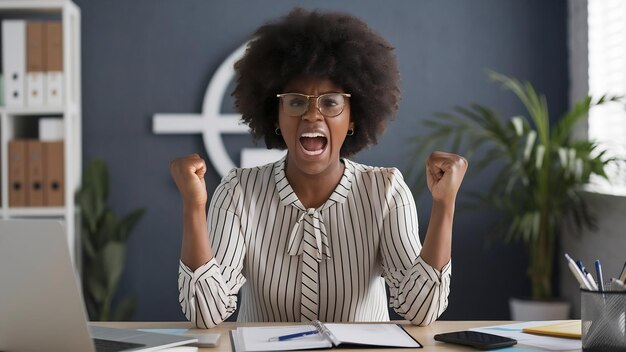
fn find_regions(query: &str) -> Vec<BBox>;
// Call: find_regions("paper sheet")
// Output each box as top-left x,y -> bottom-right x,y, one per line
471,321 -> 582,351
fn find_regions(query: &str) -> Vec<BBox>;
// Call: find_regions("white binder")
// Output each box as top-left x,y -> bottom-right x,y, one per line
2,20 -> 26,107
46,72 -> 63,106
25,74 -> 44,106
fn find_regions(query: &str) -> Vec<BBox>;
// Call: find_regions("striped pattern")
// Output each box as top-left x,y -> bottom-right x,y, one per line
179,157 -> 451,328
294,209 -> 324,321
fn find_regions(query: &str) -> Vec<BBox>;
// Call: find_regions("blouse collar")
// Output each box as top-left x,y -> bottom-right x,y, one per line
273,155 -> 355,211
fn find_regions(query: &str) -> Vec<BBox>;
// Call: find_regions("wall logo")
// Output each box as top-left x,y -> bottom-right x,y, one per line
153,43 -> 284,177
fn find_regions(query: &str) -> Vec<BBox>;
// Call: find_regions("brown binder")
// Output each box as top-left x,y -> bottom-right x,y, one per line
45,21 -> 62,71
26,140 -> 45,206
26,22 -> 45,106
44,21 -> 63,105
43,141 -> 64,206
8,140 -> 28,207
26,21 -> 45,72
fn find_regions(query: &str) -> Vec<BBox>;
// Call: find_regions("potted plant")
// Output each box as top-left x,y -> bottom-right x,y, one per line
76,160 -> 146,321
408,71 -> 620,319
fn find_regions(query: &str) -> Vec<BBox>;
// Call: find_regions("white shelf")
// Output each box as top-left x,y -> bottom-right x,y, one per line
0,106 -> 66,116
7,207 -> 66,217
0,0 -> 81,264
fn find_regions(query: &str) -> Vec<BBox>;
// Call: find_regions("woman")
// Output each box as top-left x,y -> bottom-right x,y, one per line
171,8 -> 467,329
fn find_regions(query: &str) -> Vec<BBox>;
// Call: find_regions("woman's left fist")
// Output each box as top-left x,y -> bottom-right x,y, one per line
425,151 -> 468,204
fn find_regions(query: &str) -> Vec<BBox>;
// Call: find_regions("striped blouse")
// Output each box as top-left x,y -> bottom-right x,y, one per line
178,157 -> 451,328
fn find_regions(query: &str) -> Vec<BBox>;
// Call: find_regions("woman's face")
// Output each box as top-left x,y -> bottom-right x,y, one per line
278,77 -> 354,177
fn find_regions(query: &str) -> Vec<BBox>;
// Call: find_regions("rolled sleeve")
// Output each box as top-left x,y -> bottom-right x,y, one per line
386,256 -> 451,326
178,258 -> 242,328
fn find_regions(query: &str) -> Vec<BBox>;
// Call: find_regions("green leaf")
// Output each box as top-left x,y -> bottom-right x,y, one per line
77,187 -> 103,235
84,160 -> 109,202
112,296 -> 137,321
86,275 -> 107,304
82,231 -> 96,260
77,160 -> 110,234
101,242 -> 126,292
116,208 -> 146,242
96,211 -> 120,247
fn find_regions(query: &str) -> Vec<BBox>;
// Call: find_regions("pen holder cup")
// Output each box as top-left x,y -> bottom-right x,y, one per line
581,288 -> 626,352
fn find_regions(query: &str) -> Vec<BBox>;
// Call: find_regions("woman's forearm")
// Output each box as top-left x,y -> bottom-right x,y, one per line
420,199 -> 454,271
180,205 -> 213,271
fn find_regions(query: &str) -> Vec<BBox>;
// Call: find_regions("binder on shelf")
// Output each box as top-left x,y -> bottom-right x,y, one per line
8,140 -> 28,207
2,20 -> 26,107
43,141 -> 64,206
39,117 -> 65,141
45,21 -> 63,106
26,140 -> 45,206
26,21 -> 45,107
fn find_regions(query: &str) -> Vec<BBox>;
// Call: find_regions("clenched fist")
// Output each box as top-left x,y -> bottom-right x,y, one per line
170,154 -> 208,208
426,151 -> 468,204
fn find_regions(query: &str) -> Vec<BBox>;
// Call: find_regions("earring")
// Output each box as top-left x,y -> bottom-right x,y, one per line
347,128 -> 354,136
275,128 -> 281,135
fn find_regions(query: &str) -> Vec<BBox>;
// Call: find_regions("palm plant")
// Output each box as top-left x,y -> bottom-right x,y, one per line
77,160 -> 146,320
408,71 -> 621,300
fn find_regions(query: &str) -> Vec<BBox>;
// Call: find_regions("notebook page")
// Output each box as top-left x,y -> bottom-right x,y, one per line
238,325 -> 332,351
324,323 -> 421,348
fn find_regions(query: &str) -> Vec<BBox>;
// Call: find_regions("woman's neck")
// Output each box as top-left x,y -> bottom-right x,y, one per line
285,159 -> 345,209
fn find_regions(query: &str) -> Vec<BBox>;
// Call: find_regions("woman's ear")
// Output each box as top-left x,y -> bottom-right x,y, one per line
349,121 -> 355,130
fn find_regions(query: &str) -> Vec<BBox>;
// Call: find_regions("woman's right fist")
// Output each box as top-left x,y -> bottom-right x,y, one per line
170,154 -> 208,208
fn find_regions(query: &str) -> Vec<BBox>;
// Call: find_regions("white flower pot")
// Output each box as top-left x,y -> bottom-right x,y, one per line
509,298 -> 571,321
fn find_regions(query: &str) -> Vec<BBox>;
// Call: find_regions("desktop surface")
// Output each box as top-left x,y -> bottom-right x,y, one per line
93,320 -> 570,351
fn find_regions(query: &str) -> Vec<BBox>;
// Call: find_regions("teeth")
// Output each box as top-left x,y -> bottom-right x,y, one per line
302,148 -> 324,156
301,132 -> 325,138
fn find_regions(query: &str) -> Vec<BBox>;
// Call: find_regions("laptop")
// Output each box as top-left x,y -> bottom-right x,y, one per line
0,219 -> 197,351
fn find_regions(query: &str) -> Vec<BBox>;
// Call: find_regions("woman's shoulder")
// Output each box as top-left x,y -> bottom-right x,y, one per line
344,158 -> 405,180
220,159 -> 280,188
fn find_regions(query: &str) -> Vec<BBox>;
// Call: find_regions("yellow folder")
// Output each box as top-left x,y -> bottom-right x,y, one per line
522,320 -> 581,339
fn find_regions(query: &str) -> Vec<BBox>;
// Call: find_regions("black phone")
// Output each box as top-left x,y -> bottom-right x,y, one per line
434,331 -> 517,350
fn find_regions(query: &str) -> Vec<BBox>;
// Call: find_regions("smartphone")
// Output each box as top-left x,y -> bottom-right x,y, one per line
434,331 -> 517,350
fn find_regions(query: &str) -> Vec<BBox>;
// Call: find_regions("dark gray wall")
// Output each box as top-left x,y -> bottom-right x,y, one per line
74,0 -> 568,321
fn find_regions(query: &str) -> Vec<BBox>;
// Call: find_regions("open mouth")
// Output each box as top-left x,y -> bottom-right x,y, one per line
299,132 -> 328,156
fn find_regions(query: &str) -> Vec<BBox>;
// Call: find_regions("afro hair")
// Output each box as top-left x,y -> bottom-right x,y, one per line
233,8 -> 401,157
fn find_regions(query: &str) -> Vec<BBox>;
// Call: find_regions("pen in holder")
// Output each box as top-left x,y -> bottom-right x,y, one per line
581,286 -> 626,352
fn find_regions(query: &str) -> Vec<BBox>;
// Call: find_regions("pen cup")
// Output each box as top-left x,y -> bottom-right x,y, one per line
581,288 -> 626,352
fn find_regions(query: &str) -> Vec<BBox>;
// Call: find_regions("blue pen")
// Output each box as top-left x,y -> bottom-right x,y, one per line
595,260 -> 604,292
268,330 -> 319,342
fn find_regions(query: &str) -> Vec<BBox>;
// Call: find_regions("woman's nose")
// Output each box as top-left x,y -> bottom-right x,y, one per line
301,100 -> 324,122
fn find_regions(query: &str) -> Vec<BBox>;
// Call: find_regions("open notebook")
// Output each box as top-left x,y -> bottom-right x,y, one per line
230,321 -> 422,351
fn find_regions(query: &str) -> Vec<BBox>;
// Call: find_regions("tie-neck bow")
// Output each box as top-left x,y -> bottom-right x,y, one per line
287,208 -> 331,261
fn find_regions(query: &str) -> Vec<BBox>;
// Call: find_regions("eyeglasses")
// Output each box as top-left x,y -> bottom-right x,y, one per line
276,93 -> 351,118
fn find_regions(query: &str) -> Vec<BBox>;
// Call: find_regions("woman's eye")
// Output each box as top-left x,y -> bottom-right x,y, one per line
289,98 -> 307,107
321,98 -> 339,107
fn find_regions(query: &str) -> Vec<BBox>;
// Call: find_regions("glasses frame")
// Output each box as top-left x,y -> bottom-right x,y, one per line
276,92 -> 351,118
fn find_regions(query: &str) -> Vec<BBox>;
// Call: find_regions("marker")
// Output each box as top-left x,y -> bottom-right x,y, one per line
577,260 -> 598,291
576,260 -> 585,272
564,254 -> 593,290
595,260 -> 605,292
268,330 -> 318,342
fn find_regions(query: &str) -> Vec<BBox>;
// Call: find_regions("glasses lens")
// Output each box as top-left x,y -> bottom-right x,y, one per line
318,93 -> 346,117
282,94 -> 308,116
